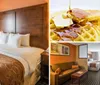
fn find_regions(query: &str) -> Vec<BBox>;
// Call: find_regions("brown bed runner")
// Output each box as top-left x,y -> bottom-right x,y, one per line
0,54 -> 25,85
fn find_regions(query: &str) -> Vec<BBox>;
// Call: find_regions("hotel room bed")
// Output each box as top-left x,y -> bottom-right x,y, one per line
88,60 -> 100,71
0,3 -> 48,85
0,44 -> 44,85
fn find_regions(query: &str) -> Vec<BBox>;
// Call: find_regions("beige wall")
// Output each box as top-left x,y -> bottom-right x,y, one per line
76,46 -> 88,70
0,0 -> 48,12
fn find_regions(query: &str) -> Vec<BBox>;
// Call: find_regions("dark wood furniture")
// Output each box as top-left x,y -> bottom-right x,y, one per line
0,3 -> 48,50
41,51 -> 49,84
71,70 -> 88,85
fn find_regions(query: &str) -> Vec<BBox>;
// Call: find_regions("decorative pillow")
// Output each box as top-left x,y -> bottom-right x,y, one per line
72,65 -> 79,69
0,32 -> 8,44
18,34 -> 30,47
7,34 -> 22,47
55,68 -> 61,74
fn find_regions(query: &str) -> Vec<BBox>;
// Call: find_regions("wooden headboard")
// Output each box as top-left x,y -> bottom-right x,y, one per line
0,3 -> 49,50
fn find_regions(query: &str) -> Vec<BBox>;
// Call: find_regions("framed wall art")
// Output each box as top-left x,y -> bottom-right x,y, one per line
51,43 -> 70,55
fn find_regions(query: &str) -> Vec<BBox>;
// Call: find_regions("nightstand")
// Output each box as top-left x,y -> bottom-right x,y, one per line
41,51 -> 49,84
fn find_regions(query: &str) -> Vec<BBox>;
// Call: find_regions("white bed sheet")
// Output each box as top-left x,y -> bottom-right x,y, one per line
0,44 -> 44,77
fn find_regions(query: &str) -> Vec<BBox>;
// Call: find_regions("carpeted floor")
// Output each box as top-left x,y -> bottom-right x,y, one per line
63,70 -> 100,85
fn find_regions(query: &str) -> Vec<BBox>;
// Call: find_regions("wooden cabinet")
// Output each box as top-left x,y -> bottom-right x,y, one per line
41,51 -> 49,84
41,51 -> 49,65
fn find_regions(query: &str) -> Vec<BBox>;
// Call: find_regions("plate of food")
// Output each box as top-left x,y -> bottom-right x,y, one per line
50,0 -> 100,41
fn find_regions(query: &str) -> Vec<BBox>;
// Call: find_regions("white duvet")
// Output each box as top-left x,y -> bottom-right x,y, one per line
0,44 -> 44,77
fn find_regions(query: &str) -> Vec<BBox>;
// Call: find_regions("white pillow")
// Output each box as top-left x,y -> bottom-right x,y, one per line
7,34 -> 22,48
19,34 -> 30,47
0,32 -> 8,44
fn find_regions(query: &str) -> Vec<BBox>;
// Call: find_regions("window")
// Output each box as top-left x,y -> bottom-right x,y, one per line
79,44 -> 88,58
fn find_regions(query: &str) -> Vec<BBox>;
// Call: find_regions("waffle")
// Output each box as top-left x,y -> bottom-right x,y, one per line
50,10 -> 100,41
50,32 -> 60,41
74,25 -> 100,41
87,16 -> 100,22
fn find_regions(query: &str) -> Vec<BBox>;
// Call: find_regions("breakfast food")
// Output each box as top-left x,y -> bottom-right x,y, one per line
50,8 -> 100,41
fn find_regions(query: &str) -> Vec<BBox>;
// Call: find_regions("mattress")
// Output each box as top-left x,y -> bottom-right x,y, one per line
0,44 -> 44,77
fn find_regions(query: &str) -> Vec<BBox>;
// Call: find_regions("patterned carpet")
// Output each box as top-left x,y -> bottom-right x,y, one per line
63,70 -> 100,85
